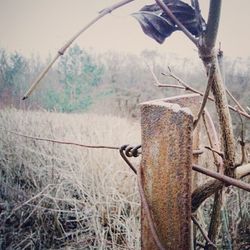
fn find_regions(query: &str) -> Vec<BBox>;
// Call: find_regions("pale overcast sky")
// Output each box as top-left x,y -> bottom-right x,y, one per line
0,0 -> 250,60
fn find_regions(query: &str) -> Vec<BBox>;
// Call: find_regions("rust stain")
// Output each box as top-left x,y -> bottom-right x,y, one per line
140,94 -> 202,250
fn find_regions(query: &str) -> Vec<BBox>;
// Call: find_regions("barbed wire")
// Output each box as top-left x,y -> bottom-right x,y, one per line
2,126 -> 249,192
2,128 -> 120,150
1,126 -> 250,249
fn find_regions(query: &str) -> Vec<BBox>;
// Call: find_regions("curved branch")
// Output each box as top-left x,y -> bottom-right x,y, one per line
191,215 -> 217,248
235,163 -> 250,179
192,165 -> 250,192
192,179 -> 223,213
192,164 -> 250,212
22,0 -> 135,99
193,65 -> 215,128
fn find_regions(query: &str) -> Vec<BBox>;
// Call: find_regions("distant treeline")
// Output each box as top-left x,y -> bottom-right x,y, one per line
0,45 -> 249,117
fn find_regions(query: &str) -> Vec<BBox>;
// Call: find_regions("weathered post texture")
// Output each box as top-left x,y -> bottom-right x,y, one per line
140,94 -> 202,249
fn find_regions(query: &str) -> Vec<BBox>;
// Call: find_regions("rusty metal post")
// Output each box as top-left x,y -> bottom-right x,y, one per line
140,94 -> 202,250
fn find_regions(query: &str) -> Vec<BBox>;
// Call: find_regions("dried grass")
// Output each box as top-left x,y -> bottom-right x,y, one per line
0,108 -> 141,249
0,108 -> 249,249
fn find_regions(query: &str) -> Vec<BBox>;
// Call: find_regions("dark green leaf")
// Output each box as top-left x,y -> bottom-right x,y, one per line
132,0 -> 206,43
132,12 -> 177,44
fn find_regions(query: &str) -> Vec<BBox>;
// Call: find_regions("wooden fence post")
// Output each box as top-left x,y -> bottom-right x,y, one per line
140,94 -> 202,249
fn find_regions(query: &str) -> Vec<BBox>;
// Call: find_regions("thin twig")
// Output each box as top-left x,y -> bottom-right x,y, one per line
235,163 -> 250,179
203,110 -> 223,172
155,0 -> 198,45
218,49 -> 247,114
226,88 -> 246,113
162,71 -> 215,100
192,164 -> 250,192
193,65 -> 215,128
238,112 -> 248,165
204,146 -> 224,159
22,0 -> 135,99
146,63 -> 187,89
161,70 -> 250,119
191,215 -> 217,248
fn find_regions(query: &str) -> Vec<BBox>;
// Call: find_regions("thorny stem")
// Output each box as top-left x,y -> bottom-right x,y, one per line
207,55 -> 236,174
22,0 -> 135,99
199,0 -> 235,179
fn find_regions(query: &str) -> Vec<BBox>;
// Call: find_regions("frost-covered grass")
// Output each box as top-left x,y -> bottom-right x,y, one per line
0,109 -> 141,249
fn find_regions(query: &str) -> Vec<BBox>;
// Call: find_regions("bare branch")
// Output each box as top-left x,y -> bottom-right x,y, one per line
203,110 -> 223,171
235,163 -> 250,179
192,163 -> 250,212
209,58 -> 236,175
146,63 -> 185,89
22,0 -> 135,99
226,88 -> 246,113
192,165 -> 250,192
162,70 -> 215,99
206,190 -> 222,250
155,0 -> 198,45
191,215 -> 217,249
218,48 -> 247,114
203,109 -> 224,247
192,179 -> 223,212
161,70 -> 250,119
204,146 -> 224,160
193,65 -> 215,128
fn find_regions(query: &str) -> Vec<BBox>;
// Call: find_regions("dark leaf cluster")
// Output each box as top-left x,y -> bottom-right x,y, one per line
132,0 -> 205,44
